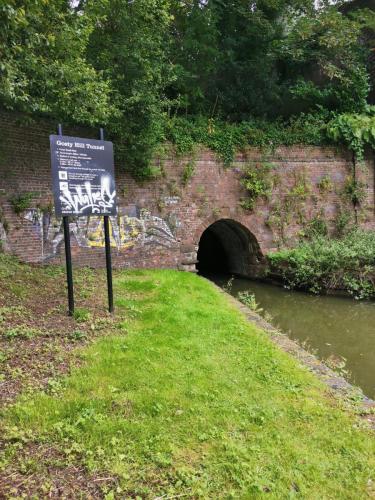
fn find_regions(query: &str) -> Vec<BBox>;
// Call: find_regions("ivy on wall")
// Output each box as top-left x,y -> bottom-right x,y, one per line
165,113 -> 329,169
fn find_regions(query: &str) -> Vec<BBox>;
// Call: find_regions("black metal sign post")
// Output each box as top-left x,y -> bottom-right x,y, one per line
58,124 -> 75,316
50,126 -> 117,316
100,128 -> 114,313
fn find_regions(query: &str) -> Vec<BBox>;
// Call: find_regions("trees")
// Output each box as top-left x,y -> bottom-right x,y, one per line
0,0 -> 374,174
85,0 -> 174,176
278,7 -> 371,115
168,0 -> 316,118
0,0 -> 115,125
168,0 -> 372,119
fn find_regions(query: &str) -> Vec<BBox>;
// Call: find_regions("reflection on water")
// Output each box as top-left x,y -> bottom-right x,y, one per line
211,274 -> 375,399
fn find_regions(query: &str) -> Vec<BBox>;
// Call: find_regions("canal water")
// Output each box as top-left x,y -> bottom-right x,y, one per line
211,275 -> 375,400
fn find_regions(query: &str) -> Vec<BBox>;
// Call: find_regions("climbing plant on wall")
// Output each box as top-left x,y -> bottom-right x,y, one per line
327,107 -> 375,162
240,163 -> 274,211
326,107 -> 375,221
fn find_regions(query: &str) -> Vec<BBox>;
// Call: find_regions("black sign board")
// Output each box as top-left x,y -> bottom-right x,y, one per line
50,134 -> 117,216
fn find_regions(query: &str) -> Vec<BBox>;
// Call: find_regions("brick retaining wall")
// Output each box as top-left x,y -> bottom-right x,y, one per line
0,110 -> 374,274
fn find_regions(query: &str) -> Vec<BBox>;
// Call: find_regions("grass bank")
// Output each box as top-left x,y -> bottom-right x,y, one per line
0,264 -> 374,498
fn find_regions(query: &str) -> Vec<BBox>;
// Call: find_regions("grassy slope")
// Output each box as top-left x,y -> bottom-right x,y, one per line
1,269 -> 374,498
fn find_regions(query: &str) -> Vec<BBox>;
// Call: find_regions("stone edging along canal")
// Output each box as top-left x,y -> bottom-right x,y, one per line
213,283 -> 375,430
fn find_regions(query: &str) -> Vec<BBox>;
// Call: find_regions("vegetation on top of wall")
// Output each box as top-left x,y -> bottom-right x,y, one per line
327,106 -> 375,161
268,229 -> 375,300
165,112 -> 330,167
166,105 -> 375,173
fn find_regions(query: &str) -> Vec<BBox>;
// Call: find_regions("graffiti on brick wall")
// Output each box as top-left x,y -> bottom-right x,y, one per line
0,221 -> 8,251
23,205 -> 178,259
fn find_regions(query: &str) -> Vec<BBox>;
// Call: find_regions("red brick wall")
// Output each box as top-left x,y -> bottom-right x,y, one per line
0,110 -> 374,272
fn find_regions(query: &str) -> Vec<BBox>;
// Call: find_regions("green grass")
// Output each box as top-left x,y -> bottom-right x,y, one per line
1,270 -> 374,498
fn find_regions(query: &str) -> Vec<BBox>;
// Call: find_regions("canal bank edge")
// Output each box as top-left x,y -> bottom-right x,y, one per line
212,282 -> 375,430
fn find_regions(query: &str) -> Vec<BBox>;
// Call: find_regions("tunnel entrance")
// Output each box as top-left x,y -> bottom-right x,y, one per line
196,219 -> 264,277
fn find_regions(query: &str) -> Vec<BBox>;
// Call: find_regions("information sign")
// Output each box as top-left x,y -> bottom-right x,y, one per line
50,135 -> 117,216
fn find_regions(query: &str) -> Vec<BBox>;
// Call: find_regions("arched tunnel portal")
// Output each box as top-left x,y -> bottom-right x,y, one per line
196,219 -> 264,278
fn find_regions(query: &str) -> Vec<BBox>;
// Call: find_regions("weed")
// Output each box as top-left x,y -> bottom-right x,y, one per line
196,185 -> 205,195
69,330 -> 87,341
0,305 -> 27,322
9,192 -> 36,215
237,290 -> 263,314
73,308 -> 92,323
317,175 -> 333,193
240,162 -> 273,211
222,276 -> 234,293
3,325 -> 40,339
46,379 -> 64,395
335,209 -> 353,237
90,317 -> 114,332
181,160 -> 196,186
304,212 -> 328,238
343,176 -> 366,206
9,283 -> 28,299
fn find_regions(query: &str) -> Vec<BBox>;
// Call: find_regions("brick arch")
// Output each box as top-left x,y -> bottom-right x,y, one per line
192,212 -> 267,251
195,218 -> 265,278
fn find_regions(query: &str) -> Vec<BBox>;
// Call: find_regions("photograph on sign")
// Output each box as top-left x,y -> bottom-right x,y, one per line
50,135 -> 117,216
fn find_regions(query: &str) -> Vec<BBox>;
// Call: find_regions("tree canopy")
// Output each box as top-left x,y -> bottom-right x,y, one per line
1,0 -> 374,175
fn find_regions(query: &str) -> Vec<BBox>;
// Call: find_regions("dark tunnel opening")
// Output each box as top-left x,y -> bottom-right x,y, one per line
196,219 -> 264,278
196,228 -> 229,273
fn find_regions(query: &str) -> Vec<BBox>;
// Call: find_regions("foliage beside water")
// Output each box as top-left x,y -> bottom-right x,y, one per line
268,229 -> 375,299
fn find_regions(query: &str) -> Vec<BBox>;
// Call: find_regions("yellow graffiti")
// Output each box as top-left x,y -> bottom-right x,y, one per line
87,218 -> 117,248
86,215 -> 143,249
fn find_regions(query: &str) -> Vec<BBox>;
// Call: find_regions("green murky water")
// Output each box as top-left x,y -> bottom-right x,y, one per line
212,275 -> 375,399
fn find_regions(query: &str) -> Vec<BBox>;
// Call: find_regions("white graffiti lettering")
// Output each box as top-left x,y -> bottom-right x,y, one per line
59,175 -> 116,214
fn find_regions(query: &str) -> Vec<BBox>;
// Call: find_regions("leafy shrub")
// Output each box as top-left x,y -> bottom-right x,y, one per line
268,230 -> 375,299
